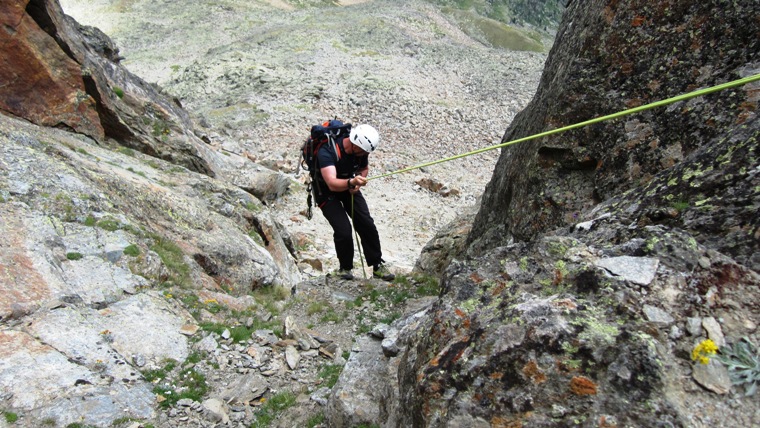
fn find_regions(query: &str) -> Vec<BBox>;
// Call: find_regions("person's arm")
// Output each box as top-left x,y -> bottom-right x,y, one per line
320,165 -> 361,192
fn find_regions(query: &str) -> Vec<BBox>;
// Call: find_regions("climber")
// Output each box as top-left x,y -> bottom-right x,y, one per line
315,123 -> 395,281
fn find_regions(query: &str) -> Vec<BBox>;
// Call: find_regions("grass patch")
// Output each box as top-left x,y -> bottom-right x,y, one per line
96,217 -> 121,231
444,8 -> 544,52
349,273 -> 440,333
66,252 -> 83,261
318,364 -> 343,388
251,391 -> 297,428
307,412 -> 325,427
123,244 -> 140,257
144,359 -> 208,408
671,200 -> 690,211
142,359 -> 178,383
126,167 -> 147,178
3,411 -> 18,423
307,301 -> 326,315
319,309 -> 344,324
150,236 -> 191,287
153,367 -> 208,408
252,285 -> 292,316
117,147 -> 135,157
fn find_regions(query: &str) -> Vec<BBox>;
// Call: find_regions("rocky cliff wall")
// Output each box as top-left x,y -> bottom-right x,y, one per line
469,0 -> 759,270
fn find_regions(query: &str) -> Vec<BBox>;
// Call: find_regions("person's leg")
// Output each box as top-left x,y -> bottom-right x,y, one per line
341,192 -> 382,267
320,198 -> 354,270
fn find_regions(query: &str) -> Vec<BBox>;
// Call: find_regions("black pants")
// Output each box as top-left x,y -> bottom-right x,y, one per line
319,191 -> 383,270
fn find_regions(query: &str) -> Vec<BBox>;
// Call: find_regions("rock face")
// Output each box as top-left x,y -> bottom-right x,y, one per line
2,0 -> 295,199
1,0 -> 211,174
331,1 -> 760,427
469,0 -> 759,270
0,0 -> 103,138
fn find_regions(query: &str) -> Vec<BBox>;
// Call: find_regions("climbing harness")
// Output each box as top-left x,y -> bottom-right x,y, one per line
368,73 -> 760,181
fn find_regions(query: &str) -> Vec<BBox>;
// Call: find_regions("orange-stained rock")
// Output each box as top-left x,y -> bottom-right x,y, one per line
0,204 -> 51,319
570,376 -> 598,396
0,0 -> 103,139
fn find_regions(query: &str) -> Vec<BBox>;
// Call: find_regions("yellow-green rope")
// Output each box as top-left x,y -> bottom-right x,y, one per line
369,73 -> 760,181
350,193 -> 367,279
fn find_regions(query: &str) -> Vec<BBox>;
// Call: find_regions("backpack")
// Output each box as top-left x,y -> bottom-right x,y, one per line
299,119 -> 352,219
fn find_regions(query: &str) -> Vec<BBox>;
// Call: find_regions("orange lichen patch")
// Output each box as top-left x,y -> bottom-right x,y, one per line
454,308 -> 467,318
570,376 -> 598,395
491,281 -> 507,296
489,371 -> 504,380
631,15 -> 646,27
430,354 -> 441,368
553,268 -> 564,285
491,417 -> 520,428
462,318 -> 471,329
603,4 -> 615,24
739,100 -> 757,113
552,298 -> 577,311
625,98 -> 644,108
522,361 -> 547,384
491,414 -> 531,428
737,111 -> 753,125
469,272 -> 485,283
599,415 -> 618,427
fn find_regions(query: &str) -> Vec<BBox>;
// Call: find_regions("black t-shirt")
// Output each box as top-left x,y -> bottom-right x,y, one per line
314,140 -> 369,201
317,141 -> 368,179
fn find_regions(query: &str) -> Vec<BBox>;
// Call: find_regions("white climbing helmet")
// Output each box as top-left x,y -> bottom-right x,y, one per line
349,124 -> 381,153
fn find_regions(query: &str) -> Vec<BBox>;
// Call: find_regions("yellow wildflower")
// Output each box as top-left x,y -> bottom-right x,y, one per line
692,339 -> 719,364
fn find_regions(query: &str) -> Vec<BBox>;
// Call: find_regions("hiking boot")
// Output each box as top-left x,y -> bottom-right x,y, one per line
333,269 -> 354,280
373,264 -> 395,281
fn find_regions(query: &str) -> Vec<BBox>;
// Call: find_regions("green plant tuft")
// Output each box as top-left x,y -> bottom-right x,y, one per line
671,200 -> 690,211
96,218 -> 121,231
150,236 -> 191,287
112,86 -> 124,98
716,337 -> 760,396
123,244 -> 140,257
318,364 -> 343,388
117,147 -> 135,157
251,391 -> 297,427
66,252 -> 83,261
3,411 -> 18,423
307,412 -> 326,428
